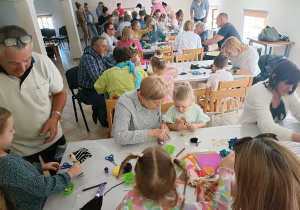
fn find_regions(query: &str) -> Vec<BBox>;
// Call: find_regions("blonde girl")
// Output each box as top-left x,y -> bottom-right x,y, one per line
0,107 -> 82,210
162,82 -> 210,131
232,133 -> 300,210
117,146 -> 234,209
131,20 -> 151,42
157,14 -> 169,32
151,50 -> 178,103
129,43 -> 141,67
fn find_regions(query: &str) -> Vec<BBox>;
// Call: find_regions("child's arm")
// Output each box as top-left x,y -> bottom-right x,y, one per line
187,122 -> 205,131
139,27 -> 151,36
166,122 -> 187,131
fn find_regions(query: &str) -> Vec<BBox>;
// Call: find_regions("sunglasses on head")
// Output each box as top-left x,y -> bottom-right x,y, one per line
0,35 -> 32,47
233,133 -> 278,154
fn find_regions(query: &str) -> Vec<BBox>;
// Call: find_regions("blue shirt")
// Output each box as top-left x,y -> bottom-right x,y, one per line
96,7 -> 102,18
119,21 -> 131,37
78,46 -> 114,89
85,11 -> 95,24
138,19 -> 146,30
190,0 -> 209,19
199,30 -> 209,52
217,23 -> 242,49
141,27 -> 166,44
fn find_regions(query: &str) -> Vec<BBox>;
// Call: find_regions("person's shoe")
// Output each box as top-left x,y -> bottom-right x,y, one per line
100,121 -> 109,127
92,110 -> 98,124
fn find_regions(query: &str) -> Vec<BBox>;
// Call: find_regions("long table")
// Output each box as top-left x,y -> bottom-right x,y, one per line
141,60 -> 253,88
44,115 -> 300,210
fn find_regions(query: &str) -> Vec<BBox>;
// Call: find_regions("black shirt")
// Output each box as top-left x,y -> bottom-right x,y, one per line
98,15 -> 107,26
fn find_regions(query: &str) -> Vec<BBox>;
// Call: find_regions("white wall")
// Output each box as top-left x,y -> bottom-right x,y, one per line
219,0 -> 300,66
0,1 -> 20,26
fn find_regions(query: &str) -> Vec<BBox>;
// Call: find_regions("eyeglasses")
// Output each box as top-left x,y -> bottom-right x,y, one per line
233,133 -> 278,154
0,35 -> 32,47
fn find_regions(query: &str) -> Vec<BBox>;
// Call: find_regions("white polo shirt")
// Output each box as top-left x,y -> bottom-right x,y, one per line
0,52 -> 64,156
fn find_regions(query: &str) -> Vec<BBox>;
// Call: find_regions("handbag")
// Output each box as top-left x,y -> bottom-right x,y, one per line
258,26 -> 280,42
206,97 -> 243,127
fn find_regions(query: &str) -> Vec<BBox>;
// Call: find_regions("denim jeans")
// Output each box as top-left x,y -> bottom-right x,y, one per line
194,17 -> 205,23
76,88 -> 107,125
87,24 -> 98,40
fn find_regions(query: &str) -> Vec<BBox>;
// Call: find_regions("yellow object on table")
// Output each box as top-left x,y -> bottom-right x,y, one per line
181,132 -> 185,136
112,166 -> 120,176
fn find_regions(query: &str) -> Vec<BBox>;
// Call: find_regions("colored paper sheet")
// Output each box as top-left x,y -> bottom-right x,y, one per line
203,166 -> 214,175
206,51 -> 220,56
196,154 -> 222,173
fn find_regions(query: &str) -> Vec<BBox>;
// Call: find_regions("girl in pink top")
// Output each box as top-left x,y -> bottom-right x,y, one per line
151,50 -> 178,103
116,27 -> 142,52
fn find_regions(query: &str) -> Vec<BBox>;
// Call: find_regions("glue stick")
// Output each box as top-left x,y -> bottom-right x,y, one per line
95,182 -> 107,199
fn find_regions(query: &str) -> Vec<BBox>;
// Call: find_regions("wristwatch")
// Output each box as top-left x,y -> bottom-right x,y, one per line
51,111 -> 61,119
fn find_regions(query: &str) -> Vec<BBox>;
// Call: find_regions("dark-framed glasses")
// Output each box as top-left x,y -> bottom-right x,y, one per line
0,35 -> 32,47
233,133 -> 278,154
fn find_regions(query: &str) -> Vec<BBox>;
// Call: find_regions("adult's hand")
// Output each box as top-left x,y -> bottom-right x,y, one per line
203,17 -> 207,24
142,37 -> 150,41
40,114 -> 59,144
148,129 -> 170,140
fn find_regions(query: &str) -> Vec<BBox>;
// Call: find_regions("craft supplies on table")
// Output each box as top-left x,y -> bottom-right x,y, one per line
105,154 -> 117,166
60,162 -> 72,169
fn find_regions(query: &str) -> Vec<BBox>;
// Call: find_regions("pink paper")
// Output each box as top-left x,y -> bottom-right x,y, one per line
196,154 -> 222,173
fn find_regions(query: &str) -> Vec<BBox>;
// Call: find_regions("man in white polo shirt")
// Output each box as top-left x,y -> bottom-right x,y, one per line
0,25 -> 67,175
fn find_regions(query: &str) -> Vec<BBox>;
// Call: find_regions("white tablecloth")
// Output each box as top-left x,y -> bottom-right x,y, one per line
44,115 -> 300,209
141,60 -> 252,85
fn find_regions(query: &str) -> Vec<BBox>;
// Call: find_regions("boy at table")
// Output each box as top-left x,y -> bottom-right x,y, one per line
205,55 -> 233,91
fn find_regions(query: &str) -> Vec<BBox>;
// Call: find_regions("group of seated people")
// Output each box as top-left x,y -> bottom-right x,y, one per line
1,1 -> 300,209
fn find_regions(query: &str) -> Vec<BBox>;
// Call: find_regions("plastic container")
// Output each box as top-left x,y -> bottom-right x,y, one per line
63,182 -> 74,195
164,145 -> 175,154
123,172 -> 135,184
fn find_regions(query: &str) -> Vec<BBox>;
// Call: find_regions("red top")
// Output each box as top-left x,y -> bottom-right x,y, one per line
116,8 -> 124,17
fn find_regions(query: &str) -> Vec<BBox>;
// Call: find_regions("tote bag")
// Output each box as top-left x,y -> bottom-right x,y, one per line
206,97 -> 243,127
258,26 -> 280,42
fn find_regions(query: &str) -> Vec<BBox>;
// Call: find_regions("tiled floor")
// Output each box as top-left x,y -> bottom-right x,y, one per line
50,42 -> 109,142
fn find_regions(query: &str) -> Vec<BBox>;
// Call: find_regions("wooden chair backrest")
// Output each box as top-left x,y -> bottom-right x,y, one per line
183,47 -> 205,61
175,54 -> 198,63
156,47 -> 174,63
105,99 -> 118,138
169,36 -> 176,40
161,102 -> 174,114
193,87 -> 210,113
209,88 -> 247,112
218,77 -> 253,90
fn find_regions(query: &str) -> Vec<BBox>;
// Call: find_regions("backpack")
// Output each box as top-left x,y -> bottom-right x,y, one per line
253,54 -> 287,85
258,26 -> 280,42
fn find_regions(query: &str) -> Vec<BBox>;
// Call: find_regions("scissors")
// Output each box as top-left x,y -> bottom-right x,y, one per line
61,162 -> 72,169
105,154 -> 117,166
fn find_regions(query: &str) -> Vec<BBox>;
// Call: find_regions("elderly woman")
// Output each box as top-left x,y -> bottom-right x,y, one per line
174,9 -> 186,33
238,60 -> 300,142
195,21 -> 209,52
173,20 -> 202,55
141,17 -> 166,44
117,27 -> 142,52
112,75 -> 170,145
94,46 -> 148,99
221,36 -> 260,76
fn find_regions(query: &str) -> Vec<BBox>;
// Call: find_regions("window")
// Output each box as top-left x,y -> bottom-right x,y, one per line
207,7 -> 219,30
243,10 -> 268,41
37,15 -> 54,29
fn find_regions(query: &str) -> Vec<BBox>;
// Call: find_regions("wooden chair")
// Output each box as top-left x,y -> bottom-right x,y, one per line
156,47 -> 174,63
161,102 -> 174,114
175,54 -> 198,63
209,88 -> 247,112
105,99 -> 118,138
169,36 -> 176,41
218,77 -> 253,91
193,87 -> 210,113
183,48 -> 205,61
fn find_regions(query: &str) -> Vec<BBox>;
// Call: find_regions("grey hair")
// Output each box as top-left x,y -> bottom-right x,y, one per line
124,15 -> 131,22
91,36 -> 106,46
0,25 -> 31,55
195,21 -> 204,29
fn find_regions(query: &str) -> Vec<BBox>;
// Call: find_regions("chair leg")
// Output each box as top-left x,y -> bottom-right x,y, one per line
78,100 -> 90,132
72,96 -> 78,122
67,38 -> 70,50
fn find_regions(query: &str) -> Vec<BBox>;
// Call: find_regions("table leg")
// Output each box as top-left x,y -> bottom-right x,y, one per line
264,46 -> 269,55
284,44 -> 291,58
269,47 -> 272,54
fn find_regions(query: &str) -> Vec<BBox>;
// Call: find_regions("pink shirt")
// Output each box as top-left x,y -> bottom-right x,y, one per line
151,3 -> 167,15
117,40 -> 142,52
162,68 -> 177,103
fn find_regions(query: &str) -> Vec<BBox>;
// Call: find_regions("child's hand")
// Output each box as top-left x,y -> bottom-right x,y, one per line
67,162 -> 82,178
42,162 -> 60,171
219,153 -> 235,170
187,124 -> 197,132
174,124 -> 187,131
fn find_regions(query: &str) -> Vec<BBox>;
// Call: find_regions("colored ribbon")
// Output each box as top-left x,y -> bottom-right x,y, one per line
116,62 -> 141,89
